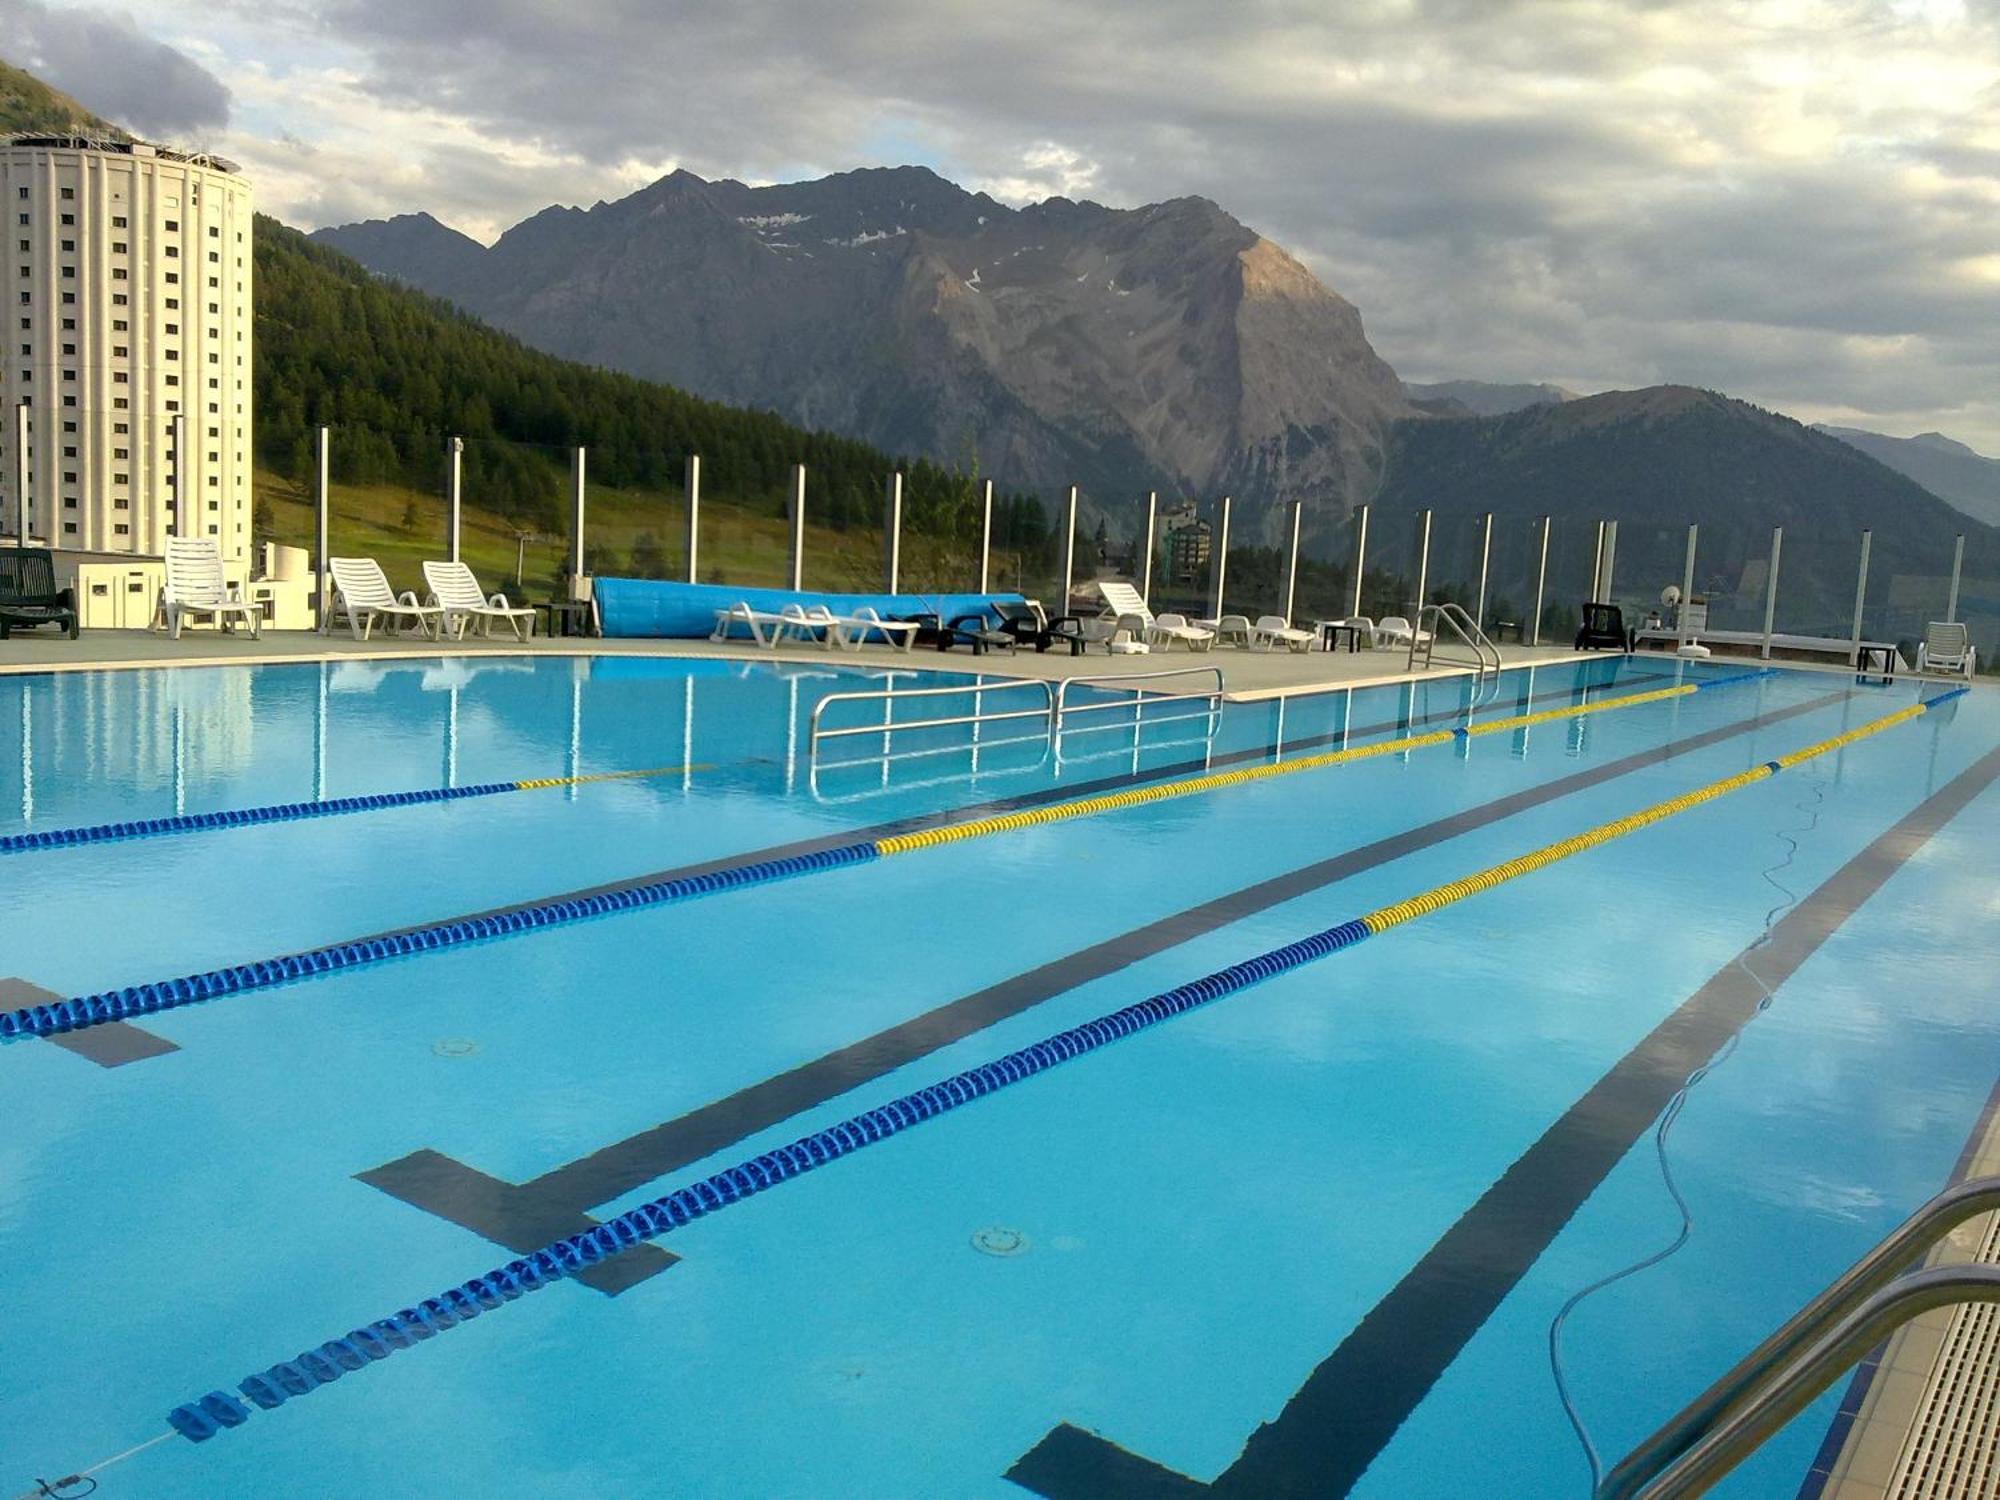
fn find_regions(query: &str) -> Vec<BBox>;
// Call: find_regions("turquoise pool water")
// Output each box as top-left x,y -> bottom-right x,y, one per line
1,653 -> 1996,1497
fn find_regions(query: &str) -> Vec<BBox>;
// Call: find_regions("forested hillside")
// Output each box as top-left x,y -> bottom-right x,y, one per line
254,218 -> 1050,566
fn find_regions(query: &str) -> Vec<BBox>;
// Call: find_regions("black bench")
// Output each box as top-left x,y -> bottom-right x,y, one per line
0,548 -> 78,640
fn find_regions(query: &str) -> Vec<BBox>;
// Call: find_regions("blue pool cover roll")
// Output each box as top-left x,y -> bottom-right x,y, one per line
593,578 -> 1027,638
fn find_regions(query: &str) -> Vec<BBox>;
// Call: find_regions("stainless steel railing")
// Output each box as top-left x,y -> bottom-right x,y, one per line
1407,600 -> 1503,681
1600,1174 -> 2000,1499
807,677 -> 1057,760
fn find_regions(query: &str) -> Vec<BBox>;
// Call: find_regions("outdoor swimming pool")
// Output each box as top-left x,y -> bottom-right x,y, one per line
1,653 -> 1996,1498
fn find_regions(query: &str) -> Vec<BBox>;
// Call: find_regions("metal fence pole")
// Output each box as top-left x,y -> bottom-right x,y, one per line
1591,520 -> 1606,600
314,426 -> 330,630
1351,503 -> 1369,617
1414,507 -> 1432,613
1285,499 -> 1303,623
570,445 -> 587,596
1602,519 -> 1619,602
11,401 -> 27,545
788,463 -> 807,592
1531,515 -> 1551,646
1213,494 -> 1232,619
1849,528 -> 1872,666
684,454 -> 701,584
446,435 -> 463,563
883,470 -> 903,593
1060,484 -> 1079,604
1678,523 -> 1698,648
977,478 -> 992,593
1141,490 -> 1157,601
1474,511 -> 1493,628
1947,533 -> 1965,623
171,413 -> 188,540
1762,527 -> 1783,659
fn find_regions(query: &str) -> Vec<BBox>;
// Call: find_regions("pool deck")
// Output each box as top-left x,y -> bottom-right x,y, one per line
0,627 -> 1608,701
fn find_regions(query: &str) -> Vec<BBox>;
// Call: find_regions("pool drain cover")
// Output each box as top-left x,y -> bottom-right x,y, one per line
971,1226 -> 1029,1257
432,1038 -> 479,1058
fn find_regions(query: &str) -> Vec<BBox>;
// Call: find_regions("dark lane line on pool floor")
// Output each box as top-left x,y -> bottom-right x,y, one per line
356,686 -> 1850,1297
0,979 -> 178,1066
1006,739 -> 2000,1500
17,663 -> 1676,1068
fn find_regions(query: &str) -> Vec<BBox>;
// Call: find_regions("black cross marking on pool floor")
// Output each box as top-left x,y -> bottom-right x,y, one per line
0,978 -> 179,1067
355,687 -> 1849,1298
1004,739 -> 2000,1498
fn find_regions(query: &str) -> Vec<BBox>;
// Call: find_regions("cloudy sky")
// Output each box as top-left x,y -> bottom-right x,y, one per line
10,0 -> 2000,448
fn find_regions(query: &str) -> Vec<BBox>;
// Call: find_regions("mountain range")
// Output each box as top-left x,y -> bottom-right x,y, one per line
313,169 -> 1413,548
1815,426 -> 2000,529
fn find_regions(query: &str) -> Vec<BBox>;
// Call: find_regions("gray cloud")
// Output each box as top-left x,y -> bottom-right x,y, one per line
5,0 -> 232,137
118,0 -> 2000,448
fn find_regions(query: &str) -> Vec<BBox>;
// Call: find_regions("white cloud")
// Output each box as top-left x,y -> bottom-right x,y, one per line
31,0 -> 2000,449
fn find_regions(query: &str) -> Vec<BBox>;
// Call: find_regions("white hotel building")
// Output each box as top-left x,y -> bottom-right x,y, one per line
0,133 -> 284,626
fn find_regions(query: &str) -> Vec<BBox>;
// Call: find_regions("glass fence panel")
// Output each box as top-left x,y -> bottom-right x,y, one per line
1696,522 -> 1777,634
1424,512 -> 1485,614
1603,522 -> 1687,630
1151,499 -> 1216,618
1866,526 -> 1958,661
455,435 -> 577,602
586,446 -> 685,584
1770,529 -> 1867,643
1357,507 -> 1420,623
1483,515 -> 1546,643
1538,516 -> 1598,645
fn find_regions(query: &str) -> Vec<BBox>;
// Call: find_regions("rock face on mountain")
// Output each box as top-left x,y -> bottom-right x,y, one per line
314,166 -> 1412,543
1815,425 -> 2000,528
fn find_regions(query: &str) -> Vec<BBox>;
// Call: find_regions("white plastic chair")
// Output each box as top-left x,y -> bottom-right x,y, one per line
1374,615 -> 1433,650
326,557 -> 442,641
1088,581 -> 1212,650
160,536 -> 261,639
831,606 -> 919,652
422,560 -> 535,642
1251,615 -> 1314,652
711,602 -> 794,646
1917,621 -> 1976,679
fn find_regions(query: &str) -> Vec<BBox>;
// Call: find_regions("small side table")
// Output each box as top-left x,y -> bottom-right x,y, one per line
1316,621 -> 1366,653
1856,644 -> 1896,680
1487,619 -> 1523,644
536,599 -> 595,638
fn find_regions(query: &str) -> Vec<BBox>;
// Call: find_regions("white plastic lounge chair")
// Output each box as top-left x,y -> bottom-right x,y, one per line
1251,615 -> 1314,652
830,606 -> 919,653
422,560 -> 535,642
1374,614 -> 1434,650
1092,581 -> 1213,650
711,601 -> 796,647
326,557 -> 442,641
1916,621 -> 1976,679
1208,614 -> 1255,649
159,536 -> 262,639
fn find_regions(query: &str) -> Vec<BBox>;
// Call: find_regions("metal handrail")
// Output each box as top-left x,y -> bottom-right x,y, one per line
1600,1174 -> 2000,1499
1627,1264 -> 2000,1497
1053,666 -> 1226,732
807,677 -> 1056,758
1406,601 -> 1502,680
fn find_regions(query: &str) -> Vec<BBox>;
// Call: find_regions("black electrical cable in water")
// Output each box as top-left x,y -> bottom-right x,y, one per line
1547,773 -> 1828,1492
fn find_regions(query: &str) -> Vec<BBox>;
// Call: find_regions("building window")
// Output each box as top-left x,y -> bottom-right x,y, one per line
112,343 -> 129,359
112,216 -> 126,229
114,523 -> 128,535
113,422 -> 127,434
209,226 -> 219,237
114,473 -> 127,484
110,268 -> 127,281
165,349 -> 178,360
164,297 -> 177,309
111,241 -> 126,254
62,445 -> 74,457
112,319 -> 126,332
63,522 -> 76,534
60,317 -> 72,329
61,343 -> 73,356
166,323 -> 178,335
165,272 -> 178,285
114,447 -> 127,459
114,498 -> 128,510
166,374 -> 178,386
165,246 -> 178,259
112,372 -> 128,384
59,188 -> 72,200
111,293 -> 127,306
60,266 -> 75,278
165,218 -> 177,230
60,239 -> 73,252
112,397 -> 127,410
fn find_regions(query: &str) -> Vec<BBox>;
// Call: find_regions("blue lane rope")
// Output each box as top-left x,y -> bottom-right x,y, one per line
0,781 -> 520,854
160,688 -> 1964,1446
0,764 -> 707,856
0,842 -> 881,1041
169,915 -> 1379,1441
0,666 -> 1780,1044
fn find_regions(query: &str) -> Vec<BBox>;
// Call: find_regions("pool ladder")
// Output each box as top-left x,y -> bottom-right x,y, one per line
1599,1174 -> 2000,1498
1407,601 -> 1502,701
